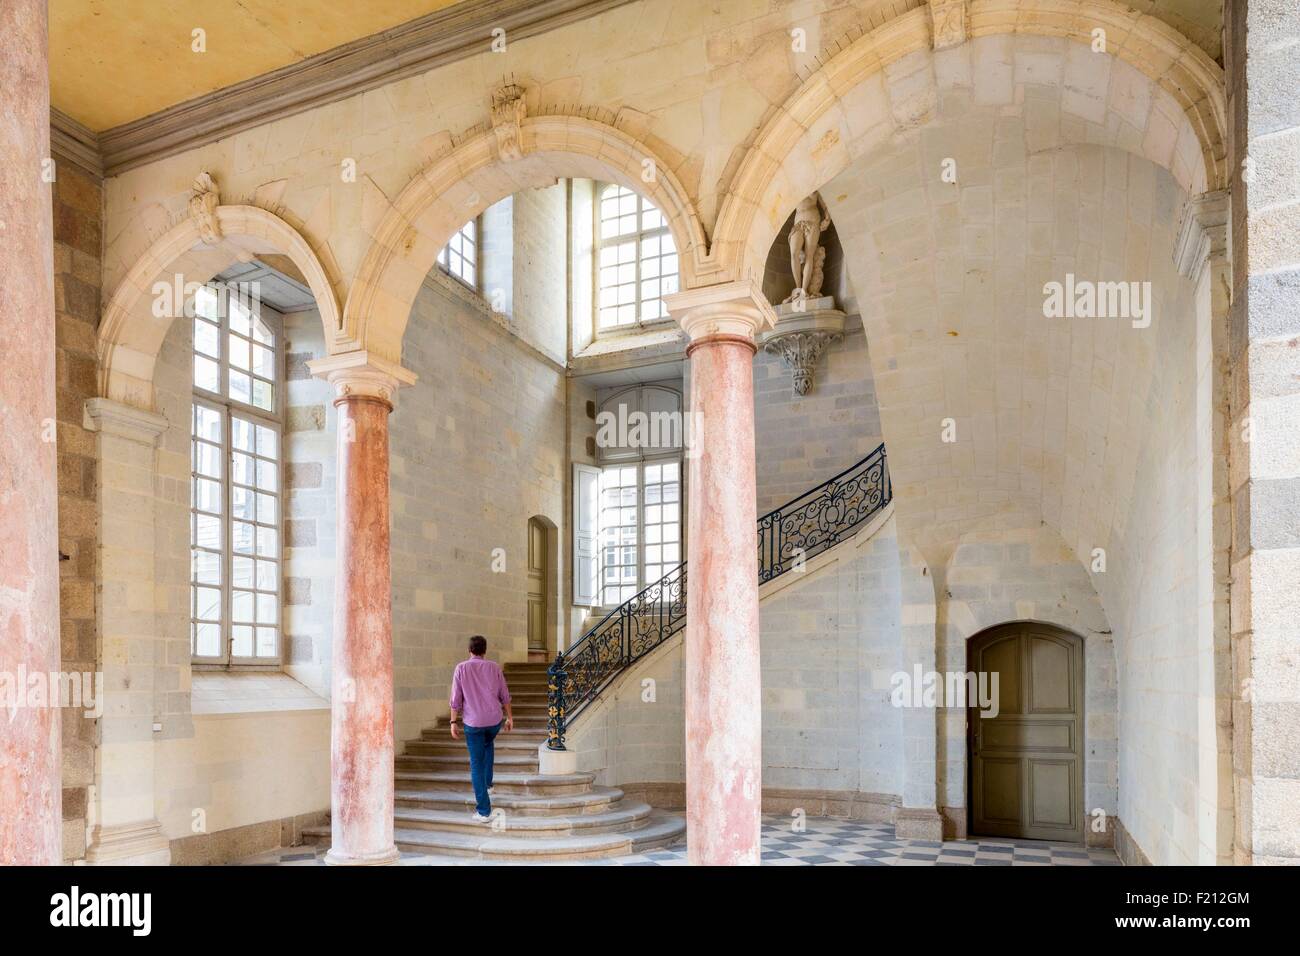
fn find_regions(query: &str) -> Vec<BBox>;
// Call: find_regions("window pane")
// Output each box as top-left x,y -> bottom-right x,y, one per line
194,356 -> 219,392
256,459 -> 277,492
233,556 -> 255,588
230,370 -> 251,405
229,299 -> 251,337
256,593 -> 277,624
194,623 -> 221,657
194,477 -> 222,514
232,486 -> 255,521
256,627 -> 278,658
194,404 -> 222,442
232,417 -> 254,451
231,625 -> 254,658
257,493 -> 277,525
193,550 -> 221,585
233,521 -> 255,554
232,589 -> 254,623
195,586 -> 222,621
232,452 -> 253,486
256,425 -> 277,458
194,318 -> 220,357
257,525 -> 278,558
256,559 -> 277,590
195,513 -> 221,550
252,379 -> 274,411
229,334 -> 250,371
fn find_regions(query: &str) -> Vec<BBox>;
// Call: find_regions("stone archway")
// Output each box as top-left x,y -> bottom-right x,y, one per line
711,0 -> 1228,285
97,177 -> 343,411
345,96 -> 714,364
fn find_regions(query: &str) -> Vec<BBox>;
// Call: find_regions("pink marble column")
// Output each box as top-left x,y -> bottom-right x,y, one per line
310,354 -> 415,866
0,0 -> 62,865
666,281 -> 774,866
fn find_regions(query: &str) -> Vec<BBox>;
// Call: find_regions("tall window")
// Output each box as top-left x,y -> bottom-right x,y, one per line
190,283 -> 283,665
597,184 -> 679,331
598,459 -> 681,605
437,217 -> 478,289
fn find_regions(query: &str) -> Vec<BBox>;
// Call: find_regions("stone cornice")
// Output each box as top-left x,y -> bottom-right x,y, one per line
83,397 -> 169,445
1174,189 -> 1230,282
50,108 -> 103,180
50,0 -> 636,178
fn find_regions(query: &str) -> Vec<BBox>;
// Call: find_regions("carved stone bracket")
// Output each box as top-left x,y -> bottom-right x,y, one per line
929,0 -> 968,51
490,84 -> 528,162
761,299 -> 846,396
189,171 -> 222,244
1174,189 -> 1230,282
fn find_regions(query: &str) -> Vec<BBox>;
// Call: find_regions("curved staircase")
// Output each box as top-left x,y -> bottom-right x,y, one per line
304,661 -> 685,861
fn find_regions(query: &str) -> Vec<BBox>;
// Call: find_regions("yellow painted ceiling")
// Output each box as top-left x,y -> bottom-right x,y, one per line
50,0 -> 1224,134
50,0 -> 468,131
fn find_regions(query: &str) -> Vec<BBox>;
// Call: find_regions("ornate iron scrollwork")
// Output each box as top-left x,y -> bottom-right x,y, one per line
547,443 -> 889,750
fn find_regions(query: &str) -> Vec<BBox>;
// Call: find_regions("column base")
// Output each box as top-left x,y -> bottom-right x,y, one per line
893,807 -> 944,841
324,845 -> 401,866
84,820 -> 172,866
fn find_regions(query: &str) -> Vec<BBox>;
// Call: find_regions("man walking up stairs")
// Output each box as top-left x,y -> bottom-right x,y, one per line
449,635 -> 514,822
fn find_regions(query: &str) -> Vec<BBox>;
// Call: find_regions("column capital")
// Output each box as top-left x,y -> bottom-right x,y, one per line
1174,189 -> 1230,282
307,350 -> 418,407
83,397 -> 169,445
664,278 -> 776,346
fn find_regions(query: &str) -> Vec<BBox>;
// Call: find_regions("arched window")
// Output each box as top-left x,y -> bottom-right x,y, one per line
190,282 -> 283,665
596,184 -> 678,330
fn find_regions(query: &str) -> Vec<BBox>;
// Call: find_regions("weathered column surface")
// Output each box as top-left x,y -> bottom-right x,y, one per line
0,0 -> 61,865
309,353 -> 416,866
666,281 -> 773,866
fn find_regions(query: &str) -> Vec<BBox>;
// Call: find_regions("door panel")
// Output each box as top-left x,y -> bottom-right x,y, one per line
969,623 -> 1084,842
526,519 -> 548,653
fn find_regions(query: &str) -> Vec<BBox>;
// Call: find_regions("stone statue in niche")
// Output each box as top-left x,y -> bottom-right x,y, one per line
784,192 -> 831,306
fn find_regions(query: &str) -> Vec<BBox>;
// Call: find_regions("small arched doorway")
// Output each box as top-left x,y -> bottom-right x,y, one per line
968,622 -> 1084,843
526,517 -> 551,659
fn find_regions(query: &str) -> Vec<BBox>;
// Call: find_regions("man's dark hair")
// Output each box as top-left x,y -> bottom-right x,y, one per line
468,635 -> 487,656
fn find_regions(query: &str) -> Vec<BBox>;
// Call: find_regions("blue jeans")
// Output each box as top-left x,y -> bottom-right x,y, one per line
463,721 -> 501,816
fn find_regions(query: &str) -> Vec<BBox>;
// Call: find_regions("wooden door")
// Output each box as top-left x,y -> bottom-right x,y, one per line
526,518 -> 548,653
969,623 -> 1084,842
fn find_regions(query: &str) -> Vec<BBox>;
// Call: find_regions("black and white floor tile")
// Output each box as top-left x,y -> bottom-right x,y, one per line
237,815 -> 1120,866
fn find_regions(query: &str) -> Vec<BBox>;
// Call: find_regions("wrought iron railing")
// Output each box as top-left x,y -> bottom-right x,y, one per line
547,442 -> 890,750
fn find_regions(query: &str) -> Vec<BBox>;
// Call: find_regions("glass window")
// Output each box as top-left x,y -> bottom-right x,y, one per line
596,184 -> 678,331
190,282 -> 283,665
437,217 -> 478,289
598,458 -> 682,605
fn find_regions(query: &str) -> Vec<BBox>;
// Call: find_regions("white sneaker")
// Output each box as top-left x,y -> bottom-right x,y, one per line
470,812 -> 491,823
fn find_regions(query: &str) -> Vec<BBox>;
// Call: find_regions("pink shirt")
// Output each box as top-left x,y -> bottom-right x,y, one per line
449,656 -> 511,728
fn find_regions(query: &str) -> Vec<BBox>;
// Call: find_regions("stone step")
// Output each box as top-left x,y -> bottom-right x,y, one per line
405,738 -> 540,756
432,716 -> 549,731
393,799 -> 653,837
419,728 -> 546,745
393,769 -> 594,796
303,811 -> 685,861
394,786 -> 624,816
396,753 -> 539,772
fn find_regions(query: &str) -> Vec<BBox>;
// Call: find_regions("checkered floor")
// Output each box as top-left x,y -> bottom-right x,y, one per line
237,815 -> 1120,866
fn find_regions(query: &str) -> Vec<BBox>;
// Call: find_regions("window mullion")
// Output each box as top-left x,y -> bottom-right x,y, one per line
222,404 -> 234,667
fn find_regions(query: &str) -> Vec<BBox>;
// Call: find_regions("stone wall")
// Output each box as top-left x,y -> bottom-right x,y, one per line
388,273 -> 567,745
567,509 -> 904,819
754,323 -> 882,515
52,163 -> 102,861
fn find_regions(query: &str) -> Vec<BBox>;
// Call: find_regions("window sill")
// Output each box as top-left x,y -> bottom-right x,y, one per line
191,671 -> 329,716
